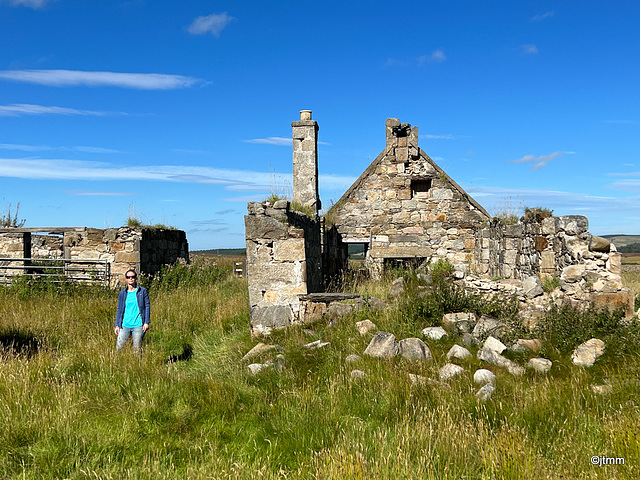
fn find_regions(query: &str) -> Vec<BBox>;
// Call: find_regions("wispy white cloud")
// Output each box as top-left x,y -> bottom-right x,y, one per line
0,70 -> 202,89
243,137 -> 330,146
508,151 -> 567,170
386,50 -> 446,68
522,44 -> 538,55
0,103 -> 121,117
4,0 -> 52,8
531,11 -> 554,22
187,12 -> 234,37
0,143 -> 124,153
606,119 -> 634,124
244,137 -> 292,146
464,185 -> 640,235
215,209 -> 236,215
65,190 -> 134,196
421,134 -> 461,140
418,49 -> 446,65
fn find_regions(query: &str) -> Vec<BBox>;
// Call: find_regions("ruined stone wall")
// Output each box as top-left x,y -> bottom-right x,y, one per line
468,214 -> 633,320
326,118 -> 489,277
0,232 -> 30,281
0,227 -> 188,286
245,200 -> 322,335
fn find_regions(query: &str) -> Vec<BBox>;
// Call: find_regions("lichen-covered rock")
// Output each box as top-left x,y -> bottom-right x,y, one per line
442,312 -> 477,334
483,336 -> 507,354
389,277 -> 405,298
471,317 -> 506,341
522,275 -> 544,298
242,342 -> 282,361
475,383 -> 495,401
356,319 -> 377,335
527,357 -> 552,374
364,331 -> 399,358
477,348 -> 525,376
327,302 -> 353,317
398,337 -> 432,362
439,363 -> 465,381
446,344 -> 472,360
473,369 -> 497,385
422,326 -> 448,341
510,339 -> 542,354
571,338 -> 605,367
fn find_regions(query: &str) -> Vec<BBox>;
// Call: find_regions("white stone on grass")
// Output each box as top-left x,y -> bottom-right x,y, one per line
527,357 -> 552,374
446,344 -> 472,361
364,331 -> 399,358
439,363 -> 465,381
571,338 -> 605,367
398,337 -> 433,362
475,383 -> 495,401
345,354 -> 361,365
422,326 -> 448,341
473,369 -> 497,385
356,319 -> 377,335
483,336 -> 507,354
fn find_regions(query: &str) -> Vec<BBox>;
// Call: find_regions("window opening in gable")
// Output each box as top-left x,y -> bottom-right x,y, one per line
411,179 -> 432,198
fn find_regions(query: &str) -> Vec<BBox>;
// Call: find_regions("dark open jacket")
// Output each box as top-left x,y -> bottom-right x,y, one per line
115,286 -> 150,328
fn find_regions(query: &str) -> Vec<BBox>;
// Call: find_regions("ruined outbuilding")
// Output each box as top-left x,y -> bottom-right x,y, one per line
245,111 -> 634,335
0,226 -> 189,287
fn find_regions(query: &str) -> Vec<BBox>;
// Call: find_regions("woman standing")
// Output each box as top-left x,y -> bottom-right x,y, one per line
115,269 -> 150,354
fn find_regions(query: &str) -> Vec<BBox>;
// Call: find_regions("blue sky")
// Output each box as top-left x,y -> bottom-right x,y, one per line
1,0 -> 639,250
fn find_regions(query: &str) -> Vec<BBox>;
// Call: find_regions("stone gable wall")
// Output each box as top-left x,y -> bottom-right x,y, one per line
245,200 -> 322,336
327,118 -> 489,276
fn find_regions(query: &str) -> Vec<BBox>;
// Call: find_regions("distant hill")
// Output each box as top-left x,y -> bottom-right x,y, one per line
602,235 -> 640,248
194,248 -> 246,256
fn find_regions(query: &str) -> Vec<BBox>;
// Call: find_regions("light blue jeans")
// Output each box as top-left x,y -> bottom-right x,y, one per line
116,326 -> 145,354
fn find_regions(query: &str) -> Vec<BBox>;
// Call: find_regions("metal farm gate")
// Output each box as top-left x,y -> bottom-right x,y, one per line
0,257 -> 110,286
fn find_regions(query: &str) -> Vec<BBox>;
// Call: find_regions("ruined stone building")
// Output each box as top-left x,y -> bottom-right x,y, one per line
245,111 -> 633,334
0,226 -> 188,287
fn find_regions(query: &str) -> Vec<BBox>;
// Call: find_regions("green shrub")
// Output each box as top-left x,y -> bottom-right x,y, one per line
140,258 -> 229,292
523,206 -> 554,223
542,276 -> 561,292
534,304 -> 640,355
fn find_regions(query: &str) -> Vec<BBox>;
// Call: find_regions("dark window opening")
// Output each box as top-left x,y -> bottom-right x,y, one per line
411,179 -> 432,197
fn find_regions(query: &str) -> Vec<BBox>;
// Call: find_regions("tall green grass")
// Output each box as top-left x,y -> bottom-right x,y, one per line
0,261 -> 638,479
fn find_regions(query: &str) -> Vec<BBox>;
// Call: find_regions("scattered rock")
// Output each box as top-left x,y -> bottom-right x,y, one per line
367,297 -> 387,311
364,331 -> 399,358
247,363 -> 271,375
408,373 -> 427,386
471,316 -> 506,341
510,339 -> 542,354
473,369 -> 497,385
422,326 -> 448,341
475,383 -> 495,401
483,336 -> 507,355
303,340 -> 330,350
522,275 -> 544,298
327,302 -> 353,317
356,319 -> 377,335
591,384 -> 613,395
417,273 -> 433,284
446,344 -> 472,361
477,348 -> 525,376
242,342 -> 282,361
571,338 -> 605,367
461,333 -> 476,348
345,354 -> 361,365
527,357 -> 552,374
439,363 -> 465,380
441,312 -> 477,334
389,277 -> 405,298
398,338 -> 432,362
350,369 -> 366,380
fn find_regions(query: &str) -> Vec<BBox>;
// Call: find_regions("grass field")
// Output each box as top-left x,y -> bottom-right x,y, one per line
1,259 -> 639,479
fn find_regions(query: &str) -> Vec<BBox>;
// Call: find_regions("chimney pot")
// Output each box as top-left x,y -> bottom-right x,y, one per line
300,110 -> 312,121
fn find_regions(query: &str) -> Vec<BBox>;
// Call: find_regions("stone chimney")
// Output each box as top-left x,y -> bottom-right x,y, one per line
385,118 -> 419,163
292,110 -> 320,213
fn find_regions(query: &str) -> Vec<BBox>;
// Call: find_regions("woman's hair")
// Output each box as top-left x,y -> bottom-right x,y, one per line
125,269 -> 137,278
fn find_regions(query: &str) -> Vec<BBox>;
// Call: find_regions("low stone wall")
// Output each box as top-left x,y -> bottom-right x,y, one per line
245,200 -> 322,335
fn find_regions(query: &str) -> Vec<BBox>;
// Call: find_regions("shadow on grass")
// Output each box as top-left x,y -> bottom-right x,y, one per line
166,344 -> 193,363
0,328 -> 40,357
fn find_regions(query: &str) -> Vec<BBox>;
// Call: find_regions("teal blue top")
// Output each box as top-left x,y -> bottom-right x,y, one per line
122,288 -> 143,328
